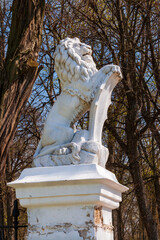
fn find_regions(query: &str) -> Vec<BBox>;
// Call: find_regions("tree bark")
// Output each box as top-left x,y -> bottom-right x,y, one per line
0,1 -> 45,239
154,174 -> 160,222
0,0 -> 45,174
125,91 -> 158,240
129,160 -> 158,239
0,184 -> 4,240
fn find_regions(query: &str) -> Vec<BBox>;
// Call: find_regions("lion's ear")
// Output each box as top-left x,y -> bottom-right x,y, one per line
74,37 -> 80,42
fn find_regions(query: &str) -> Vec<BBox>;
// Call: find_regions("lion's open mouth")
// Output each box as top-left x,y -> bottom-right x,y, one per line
83,52 -> 91,56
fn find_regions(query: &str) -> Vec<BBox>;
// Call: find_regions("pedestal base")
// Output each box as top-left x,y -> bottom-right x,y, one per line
27,205 -> 113,240
8,164 -> 128,240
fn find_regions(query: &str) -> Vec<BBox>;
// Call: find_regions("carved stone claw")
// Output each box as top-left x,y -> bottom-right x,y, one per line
71,142 -> 81,161
102,65 -> 122,80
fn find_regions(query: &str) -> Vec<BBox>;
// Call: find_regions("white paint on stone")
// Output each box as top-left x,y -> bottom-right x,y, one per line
33,37 -> 122,167
8,164 -> 128,239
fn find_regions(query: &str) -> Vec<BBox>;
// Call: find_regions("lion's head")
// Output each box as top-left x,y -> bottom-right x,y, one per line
54,37 -> 97,90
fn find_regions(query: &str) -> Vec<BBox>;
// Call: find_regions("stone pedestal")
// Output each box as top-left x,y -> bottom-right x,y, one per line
8,164 -> 128,240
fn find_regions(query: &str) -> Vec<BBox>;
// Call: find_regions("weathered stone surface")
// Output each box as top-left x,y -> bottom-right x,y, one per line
8,164 -> 128,239
27,205 -> 114,240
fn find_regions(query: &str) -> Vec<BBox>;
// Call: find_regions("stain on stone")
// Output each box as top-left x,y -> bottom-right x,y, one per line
85,220 -> 94,226
41,226 -> 45,231
78,229 -> 94,240
64,223 -> 72,228
78,229 -> 88,238
28,224 -> 38,232
94,206 -> 103,225
94,207 -> 113,233
102,224 -> 114,232
45,222 -> 72,231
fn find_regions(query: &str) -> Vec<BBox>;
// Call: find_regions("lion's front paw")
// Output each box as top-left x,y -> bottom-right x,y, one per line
102,64 -> 122,79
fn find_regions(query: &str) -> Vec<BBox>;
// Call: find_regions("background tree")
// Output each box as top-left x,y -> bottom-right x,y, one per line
0,0 -> 159,239
0,0 -> 45,239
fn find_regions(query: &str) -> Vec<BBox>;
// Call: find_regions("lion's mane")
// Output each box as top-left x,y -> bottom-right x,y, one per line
54,38 -> 97,94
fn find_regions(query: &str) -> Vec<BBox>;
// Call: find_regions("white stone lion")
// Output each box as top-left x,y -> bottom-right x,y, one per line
34,37 -> 122,162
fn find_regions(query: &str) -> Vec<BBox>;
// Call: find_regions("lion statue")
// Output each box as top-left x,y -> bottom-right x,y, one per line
33,37 -> 122,167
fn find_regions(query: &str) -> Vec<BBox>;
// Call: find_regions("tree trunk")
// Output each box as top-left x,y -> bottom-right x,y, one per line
117,205 -> 124,240
0,0 -> 45,174
0,184 -> 4,240
129,160 -> 158,239
126,91 -> 159,239
0,1 -> 45,239
154,174 -> 160,222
